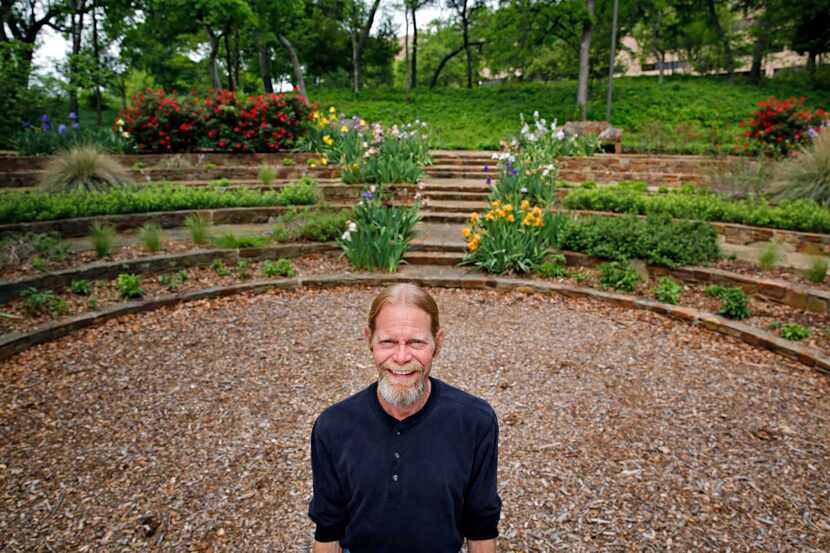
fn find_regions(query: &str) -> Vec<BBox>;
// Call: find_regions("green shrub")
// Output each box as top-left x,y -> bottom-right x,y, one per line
184,214 -> 211,244
562,185 -> 830,234
338,200 -> 420,272
258,164 -> 278,186
0,185 -> 293,224
296,210 -> 352,241
780,323 -> 811,341
560,214 -> 720,268
116,273 -> 144,299
138,223 -> 163,252
535,254 -> 568,278
653,276 -> 683,304
276,178 -> 321,205
212,232 -> 270,249
39,145 -> 132,192
262,258 -> 296,278
705,285 -> 751,319
804,256 -> 828,284
89,222 -> 116,257
598,260 -> 641,292
31,256 -> 47,272
20,287 -> 68,317
758,241 -> 782,270
70,279 -> 92,296
211,259 -> 230,276
770,130 -> 830,207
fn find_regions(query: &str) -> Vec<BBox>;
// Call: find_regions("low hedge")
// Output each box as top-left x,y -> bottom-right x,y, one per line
0,184 -> 318,224
562,186 -> 830,234
560,213 -> 721,268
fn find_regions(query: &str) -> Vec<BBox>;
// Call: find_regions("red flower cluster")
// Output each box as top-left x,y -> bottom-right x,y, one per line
737,96 -> 828,157
119,89 -> 312,154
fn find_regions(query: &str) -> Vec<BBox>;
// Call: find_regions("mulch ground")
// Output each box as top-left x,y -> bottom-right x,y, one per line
1,287 -> 828,552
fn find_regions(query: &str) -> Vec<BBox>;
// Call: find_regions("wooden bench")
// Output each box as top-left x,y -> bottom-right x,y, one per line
562,121 -> 623,154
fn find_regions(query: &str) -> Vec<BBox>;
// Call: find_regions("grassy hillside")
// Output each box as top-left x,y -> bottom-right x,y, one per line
309,75 -> 830,153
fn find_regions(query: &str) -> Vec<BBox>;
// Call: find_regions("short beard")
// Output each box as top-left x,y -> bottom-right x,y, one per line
377,360 -> 426,408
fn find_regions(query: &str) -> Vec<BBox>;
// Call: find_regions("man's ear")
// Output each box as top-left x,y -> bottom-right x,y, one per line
434,328 -> 445,358
363,326 -> 372,350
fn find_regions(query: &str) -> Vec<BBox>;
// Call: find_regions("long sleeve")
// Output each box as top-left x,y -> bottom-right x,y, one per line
461,414 -> 502,540
308,417 -> 349,542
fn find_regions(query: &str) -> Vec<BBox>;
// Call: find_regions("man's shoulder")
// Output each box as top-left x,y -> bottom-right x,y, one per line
434,378 -> 497,425
313,383 -> 374,435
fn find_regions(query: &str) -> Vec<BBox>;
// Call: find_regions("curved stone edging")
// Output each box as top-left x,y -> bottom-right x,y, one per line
0,273 -> 827,376
0,242 -> 340,304
565,208 -> 830,253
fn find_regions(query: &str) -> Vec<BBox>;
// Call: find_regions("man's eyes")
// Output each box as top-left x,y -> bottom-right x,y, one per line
377,340 -> 428,349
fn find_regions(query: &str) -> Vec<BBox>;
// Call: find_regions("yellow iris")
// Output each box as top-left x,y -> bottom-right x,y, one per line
504,204 -> 513,212
520,199 -> 530,210
340,125 -> 349,134
485,212 -> 495,221
323,135 -> 334,146
329,106 -> 337,114
491,200 -> 501,208
470,212 -> 480,224
507,214 -> 515,223
463,227 -> 471,238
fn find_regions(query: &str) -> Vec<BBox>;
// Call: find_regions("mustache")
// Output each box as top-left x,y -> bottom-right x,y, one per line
380,360 -> 423,374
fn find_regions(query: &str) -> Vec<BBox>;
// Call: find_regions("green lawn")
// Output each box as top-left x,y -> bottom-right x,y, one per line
309,75 -> 830,153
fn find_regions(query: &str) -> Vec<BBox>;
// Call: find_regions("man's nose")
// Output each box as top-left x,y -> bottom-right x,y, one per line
392,342 -> 411,363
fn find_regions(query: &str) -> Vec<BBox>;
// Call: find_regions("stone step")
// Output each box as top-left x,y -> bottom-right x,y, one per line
431,156 -> 493,168
424,200 -> 487,213
420,179 -> 490,193
422,190 -> 490,201
409,240 -> 465,253
426,168 -> 488,179
404,251 -> 464,266
420,211 -> 472,224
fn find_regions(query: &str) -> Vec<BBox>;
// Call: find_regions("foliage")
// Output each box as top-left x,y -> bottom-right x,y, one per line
0,185 -> 314,224
780,323 -> 811,341
158,271 -> 189,291
738,96 -> 829,157
487,155 -> 556,208
276,177 -> 321,205
461,200 -> 567,275
184,214 -> 212,244
758,241 -> 782,270
705,285 -> 751,320
70,279 -> 92,296
116,273 -> 144,299
562,185 -> 830,234
211,232 -> 270,249
258,164 -> 278,186
0,40 -> 32,149
262,258 -> 297,278
598,261 -> 641,292
211,259 -> 231,276
31,257 -> 47,272
653,276 -> 683,304
139,223 -> 163,252
118,88 -> 204,153
560,214 -> 720,268
89,222 -> 116,258
804,256 -> 828,284
20,287 -> 68,317
235,260 -> 252,280
535,254 -> 569,279
0,232 -> 68,268
271,209 -> 352,242
39,146 -> 132,193
337,199 -> 420,272
770,130 -> 830,207
14,114 -> 131,155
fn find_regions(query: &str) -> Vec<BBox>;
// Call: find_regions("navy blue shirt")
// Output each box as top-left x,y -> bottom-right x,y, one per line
308,377 -> 501,552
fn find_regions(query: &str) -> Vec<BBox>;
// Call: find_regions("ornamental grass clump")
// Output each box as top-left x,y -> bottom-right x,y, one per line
757,241 -> 782,270
184,214 -> 211,244
258,164 -> 278,186
804,256 -> 828,284
770,130 -> 830,207
461,199 -> 567,275
89,221 -> 116,258
39,145 -> 132,193
337,197 -> 420,272
138,223 -> 163,252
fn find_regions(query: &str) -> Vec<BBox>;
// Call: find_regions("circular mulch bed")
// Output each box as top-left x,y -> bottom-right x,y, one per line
1,287 -> 828,552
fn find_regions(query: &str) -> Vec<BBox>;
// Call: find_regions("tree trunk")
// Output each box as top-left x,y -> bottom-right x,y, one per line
404,7 -> 410,88
463,11 -> 472,88
605,0 -> 619,123
351,0 -> 383,93
279,34 -> 307,98
749,15 -> 769,84
656,10 -> 663,83
410,5 -> 418,89
430,40 -> 484,89
206,27 -> 222,89
223,30 -> 235,90
68,0 -> 86,117
707,0 -> 734,81
807,51 -> 817,77
658,51 -> 664,83
232,29 -> 241,91
91,2 -> 102,126
577,0 -> 594,120
257,33 -> 273,93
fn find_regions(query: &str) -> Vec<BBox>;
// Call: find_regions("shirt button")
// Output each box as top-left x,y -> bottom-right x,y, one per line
394,452 -> 400,459
392,474 -> 399,482
395,431 -> 401,436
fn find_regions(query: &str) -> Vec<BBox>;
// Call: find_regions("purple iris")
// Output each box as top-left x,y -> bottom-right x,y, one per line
486,176 -> 492,186
68,112 -> 77,121
58,124 -> 67,135
484,164 -> 489,173
361,191 -> 374,201
71,122 -> 80,130
41,114 -> 49,123
511,168 -> 519,176
808,127 -> 818,139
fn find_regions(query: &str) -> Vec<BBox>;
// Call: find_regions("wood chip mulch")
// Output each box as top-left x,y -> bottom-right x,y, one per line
1,287 -> 828,552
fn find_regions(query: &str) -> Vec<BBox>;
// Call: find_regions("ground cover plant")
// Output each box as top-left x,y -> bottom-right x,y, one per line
0,184 -> 319,224
804,256 -> 828,284
337,198 -> 420,272
271,209 -> 352,243
779,323 -> 811,341
310,77 -> 830,153
562,184 -> 830,234
653,276 -> 683,304
261,258 -> 296,278
560,214 -> 720,268
20,287 -> 68,316
598,260 -> 641,292
0,232 -> 69,269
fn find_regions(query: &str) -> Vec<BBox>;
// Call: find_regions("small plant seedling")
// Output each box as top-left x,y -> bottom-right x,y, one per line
262,258 -> 296,278
31,256 -> 48,272
235,260 -> 252,280
572,272 -> 590,283
211,259 -> 231,277
598,260 -> 641,292
705,285 -> 751,320
758,241 -> 783,270
767,321 -> 782,330
158,273 -> 180,291
70,279 -> 92,296
116,273 -> 144,299
780,323 -> 811,341
653,276 -> 683,305
131,161 -> 146,171
804,256 -> 828,284
20,287 -> 68,317
87,297 -> 98,310
209,178 -> 231,187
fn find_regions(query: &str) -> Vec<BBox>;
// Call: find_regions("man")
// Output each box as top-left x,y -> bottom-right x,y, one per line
308,283 -> 501,553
